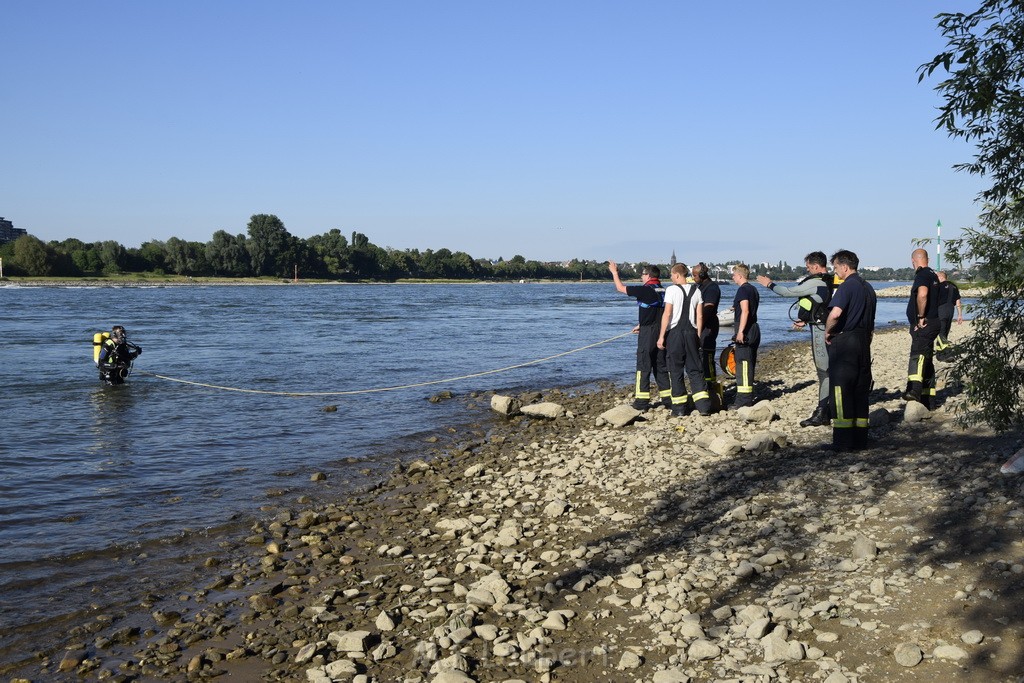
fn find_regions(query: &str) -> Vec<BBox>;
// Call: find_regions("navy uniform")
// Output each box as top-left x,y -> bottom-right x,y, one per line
626,278 -> 671,409
826,272 -> 876,451
936,279 -> 961,354
905,266 -> 940,408
731,282 -> 760,407
696,276 -> 723,410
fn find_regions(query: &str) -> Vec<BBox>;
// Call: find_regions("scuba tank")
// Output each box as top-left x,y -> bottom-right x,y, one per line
93,332 -> 110,366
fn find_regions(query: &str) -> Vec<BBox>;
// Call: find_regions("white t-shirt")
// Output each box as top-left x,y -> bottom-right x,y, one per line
664,283 -> 703,329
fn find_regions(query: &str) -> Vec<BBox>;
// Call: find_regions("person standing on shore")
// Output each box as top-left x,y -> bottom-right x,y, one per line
730,264 -> 761,409
904,248 -> 941,409
657,263 -> 712,417
609,261 -> 671,410
691,263 -> 723,411
824,249 -> 876,452
935,271 -> 963,356
756,251 -> 834,427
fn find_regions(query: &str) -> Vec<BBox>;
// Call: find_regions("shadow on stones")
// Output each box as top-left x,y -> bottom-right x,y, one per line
542,396 -> 1024,678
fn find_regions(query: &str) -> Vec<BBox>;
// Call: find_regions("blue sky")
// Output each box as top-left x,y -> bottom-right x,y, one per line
2,1 -> 983,267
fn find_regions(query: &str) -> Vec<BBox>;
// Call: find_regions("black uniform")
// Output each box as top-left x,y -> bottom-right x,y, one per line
625,280 -> 670,406
906,266 -> 940,407
664,283 -> 712,415
732,282 -> 760,408
697,279 -> 723,409
827,272 -> 876,451
98,337 -> 141,385
936,280 -> 961,352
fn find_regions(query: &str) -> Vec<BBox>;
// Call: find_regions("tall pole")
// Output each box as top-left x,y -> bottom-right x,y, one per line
936,219 -> 942,271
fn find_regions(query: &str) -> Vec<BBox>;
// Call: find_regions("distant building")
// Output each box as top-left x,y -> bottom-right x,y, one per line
0,217 -> 28,244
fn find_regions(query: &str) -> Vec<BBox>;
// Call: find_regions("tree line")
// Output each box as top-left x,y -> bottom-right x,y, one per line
1,213 -> 931,282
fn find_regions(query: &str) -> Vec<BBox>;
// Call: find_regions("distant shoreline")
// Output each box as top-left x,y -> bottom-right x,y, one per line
1,276 -> 988,298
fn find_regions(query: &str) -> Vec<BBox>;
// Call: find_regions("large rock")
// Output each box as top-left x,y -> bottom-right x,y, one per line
744,432 -> 780,454
869,408 -> 891,427
709,435 -> 743,457
520,402 -> 566,419
598,405 -> 642,428
852,534 -> 878,559
738,402 -> 778,423
490,395 -> 521,416
904,401 -> 932,423
894,643 -> 923,667
328,629 -> 371,653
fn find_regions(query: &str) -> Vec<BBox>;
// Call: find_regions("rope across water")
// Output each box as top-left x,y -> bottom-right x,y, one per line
135,330 -> 633,397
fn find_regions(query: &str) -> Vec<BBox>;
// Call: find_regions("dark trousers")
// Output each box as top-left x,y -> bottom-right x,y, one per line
937,305 -> 954,350
635,324 -> 670,401
666,323 -> 711,412
700,318 -> 722,409
733,323 -> 761,407
828,329 -> 872,451
907,321 -> 940,407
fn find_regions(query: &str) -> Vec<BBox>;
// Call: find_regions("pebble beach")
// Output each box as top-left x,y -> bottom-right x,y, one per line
7,320 -> 1024,683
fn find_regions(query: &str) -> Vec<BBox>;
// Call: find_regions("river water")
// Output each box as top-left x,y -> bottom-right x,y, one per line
0,281 -> 915,662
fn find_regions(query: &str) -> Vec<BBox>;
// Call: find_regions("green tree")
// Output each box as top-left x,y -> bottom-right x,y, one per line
246,214 -> 290,276
307,229 -> 350,277
206,231 -> 251,276
920,0 -> 1024,430
98,240 -> 128,274
11,235 -> 53,275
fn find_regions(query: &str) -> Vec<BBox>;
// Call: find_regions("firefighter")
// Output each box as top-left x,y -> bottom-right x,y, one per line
692,262 -> 723,411
823,250 -> 876,451
904,248 -> 940,408
729,264 -> 760,409
609,261 -> 671,410
657,263 -> 712,417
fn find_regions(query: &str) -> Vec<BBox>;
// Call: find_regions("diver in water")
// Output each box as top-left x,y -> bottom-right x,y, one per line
96,325 -> 142,385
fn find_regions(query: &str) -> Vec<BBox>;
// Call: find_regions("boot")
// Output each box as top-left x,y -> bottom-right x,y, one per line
800,403 -> 830,427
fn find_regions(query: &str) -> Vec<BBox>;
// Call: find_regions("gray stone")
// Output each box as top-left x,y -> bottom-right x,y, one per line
961,630 -> 984,645
598,404 -> 642,428
904,400 -> 932,423
737,605 -> 770,625
738,402 -> 778,423
745,617 -> 772,640
652,669 -> 692,683
490,395 -> 521,416
677,621 -> 706,639
836,559 -> 858,572
617,651 -> 643,669
852,534 -> 878,559
328,629 -> 371,653
744,433 -> 779,454
520,402 -> 565,419
376,610 -> 396,631
894,643 -> 923,667
431,672 -> 476,683
709,435 -> 743,457
325,659 -> 358,677
687,639 -> 721,661
544,499 -> 570,517
934,644 -> 969,660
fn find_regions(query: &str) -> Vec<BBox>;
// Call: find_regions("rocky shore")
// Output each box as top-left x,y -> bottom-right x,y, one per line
7,324 -> 1024,683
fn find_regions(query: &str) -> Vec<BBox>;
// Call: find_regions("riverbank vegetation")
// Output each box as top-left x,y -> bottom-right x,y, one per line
1,214 -> 931,283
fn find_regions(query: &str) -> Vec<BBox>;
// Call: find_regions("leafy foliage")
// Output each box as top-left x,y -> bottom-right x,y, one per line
919,0 -> 1024,430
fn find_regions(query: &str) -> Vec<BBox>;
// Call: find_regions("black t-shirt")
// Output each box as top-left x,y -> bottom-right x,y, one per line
733,282 -> 759,332
907,267 -> 940,323
937,281 -> 961,309
829,272 -> 876,334
626,282 -> 665,327
698,280 -> 721,316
